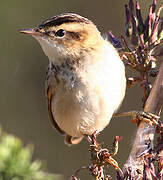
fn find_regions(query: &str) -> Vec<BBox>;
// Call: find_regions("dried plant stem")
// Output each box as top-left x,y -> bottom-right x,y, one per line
124,62 -> 163,178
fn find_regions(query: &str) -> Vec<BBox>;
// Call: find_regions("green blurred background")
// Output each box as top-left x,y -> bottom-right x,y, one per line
0,0 -> 162,179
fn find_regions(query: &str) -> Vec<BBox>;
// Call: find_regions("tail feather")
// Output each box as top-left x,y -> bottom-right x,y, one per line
64,135 -> 83,146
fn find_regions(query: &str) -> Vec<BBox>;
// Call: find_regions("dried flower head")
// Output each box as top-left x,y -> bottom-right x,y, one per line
109,0 -> 163,75
109,0 -> 163,107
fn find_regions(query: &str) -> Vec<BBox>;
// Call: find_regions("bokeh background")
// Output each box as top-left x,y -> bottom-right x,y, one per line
0,0 -> 162,179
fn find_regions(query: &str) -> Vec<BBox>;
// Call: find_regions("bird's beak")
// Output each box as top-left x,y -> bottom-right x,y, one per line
20,28 -> 41,36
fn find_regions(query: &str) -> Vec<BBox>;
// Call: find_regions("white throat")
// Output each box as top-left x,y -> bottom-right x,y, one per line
33,36 -> 65,65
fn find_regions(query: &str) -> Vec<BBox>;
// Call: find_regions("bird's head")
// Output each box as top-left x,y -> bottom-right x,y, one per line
20,13 -> 104,64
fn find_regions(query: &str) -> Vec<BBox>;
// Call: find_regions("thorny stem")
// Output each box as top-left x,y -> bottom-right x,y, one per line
88,133 -> 122,179
124,62 -> 163,179
71,134 -> 122,180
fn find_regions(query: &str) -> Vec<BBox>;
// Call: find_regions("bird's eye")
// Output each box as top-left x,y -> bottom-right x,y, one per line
55,29 -> 66,37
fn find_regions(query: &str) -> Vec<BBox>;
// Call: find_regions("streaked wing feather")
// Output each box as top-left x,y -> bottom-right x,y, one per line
45,71 -> 65,135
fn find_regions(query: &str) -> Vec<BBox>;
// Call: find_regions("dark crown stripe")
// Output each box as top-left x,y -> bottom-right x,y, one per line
38,13 -> 91,28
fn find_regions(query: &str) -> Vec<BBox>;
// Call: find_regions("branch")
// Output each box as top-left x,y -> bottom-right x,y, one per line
124,62 -> 163,178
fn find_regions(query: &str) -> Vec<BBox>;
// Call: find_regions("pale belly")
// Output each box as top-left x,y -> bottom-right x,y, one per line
51,43 -> 126,138
51,68 -> 126,137
52,85 -> 111,137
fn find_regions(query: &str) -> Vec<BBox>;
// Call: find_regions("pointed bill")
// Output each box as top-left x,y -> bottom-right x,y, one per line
20,28 -> 41,36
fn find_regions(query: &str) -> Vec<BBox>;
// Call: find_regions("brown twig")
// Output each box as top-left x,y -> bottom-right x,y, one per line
123,62 -> 163,179
71,133 -> 123,180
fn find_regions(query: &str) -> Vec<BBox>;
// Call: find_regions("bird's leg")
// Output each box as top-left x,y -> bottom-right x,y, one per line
87,132 -> 123,178
113,111 -> 160,127
87,130 -> 101,149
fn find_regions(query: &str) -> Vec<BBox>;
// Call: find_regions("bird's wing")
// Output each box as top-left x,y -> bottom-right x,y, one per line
45,69 -> 65,135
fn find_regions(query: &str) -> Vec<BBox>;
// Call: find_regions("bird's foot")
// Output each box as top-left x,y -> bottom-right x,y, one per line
88,133 -> 123,177
131,111 -> 160,126
114,111 -> 160,127
87,130 -> 101,148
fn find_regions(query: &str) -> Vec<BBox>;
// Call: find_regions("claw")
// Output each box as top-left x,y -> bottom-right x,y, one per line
114,111 -> 160,127
133,111 -> 160,126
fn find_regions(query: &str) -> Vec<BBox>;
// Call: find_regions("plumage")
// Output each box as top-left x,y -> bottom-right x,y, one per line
46,65 -> 65,135
39,13 -> 91,28
20,13 -> 126,145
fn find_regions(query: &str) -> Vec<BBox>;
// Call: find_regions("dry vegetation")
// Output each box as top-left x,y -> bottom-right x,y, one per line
71,0 -> 163,179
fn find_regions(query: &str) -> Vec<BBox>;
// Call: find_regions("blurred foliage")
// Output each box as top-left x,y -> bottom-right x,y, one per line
0,128 -> 63,180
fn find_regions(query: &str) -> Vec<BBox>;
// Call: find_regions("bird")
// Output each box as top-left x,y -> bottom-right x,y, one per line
20,13 -> 126,145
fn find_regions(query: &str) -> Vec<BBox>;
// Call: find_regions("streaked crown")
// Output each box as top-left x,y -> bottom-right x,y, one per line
20,13 -> 104,62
